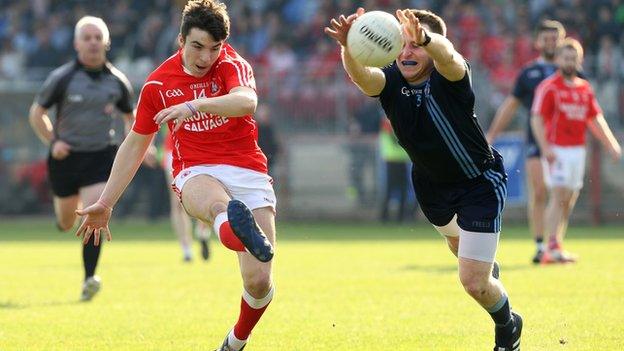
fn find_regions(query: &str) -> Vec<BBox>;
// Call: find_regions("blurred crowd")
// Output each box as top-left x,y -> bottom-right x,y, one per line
2,0 -> 624,123
1,0 -> 624,217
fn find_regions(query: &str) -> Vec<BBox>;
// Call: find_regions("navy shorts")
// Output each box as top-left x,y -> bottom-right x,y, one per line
47,145 -> 116,197
412,152 -> 507,233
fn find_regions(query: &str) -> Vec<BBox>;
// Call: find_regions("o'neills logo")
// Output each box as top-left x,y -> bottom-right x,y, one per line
360,24 -> 394,53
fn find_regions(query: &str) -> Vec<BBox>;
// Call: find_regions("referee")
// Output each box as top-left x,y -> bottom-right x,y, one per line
28,16 -> 134,301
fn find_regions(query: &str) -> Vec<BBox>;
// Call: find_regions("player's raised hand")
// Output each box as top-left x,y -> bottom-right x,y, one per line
324,7 -> 365,47
396,9 -> 426,45
75,201 -> 113,246
153,101 -> 196,132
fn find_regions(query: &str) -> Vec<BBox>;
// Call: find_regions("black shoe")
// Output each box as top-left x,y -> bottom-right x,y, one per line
200,239 -> 210,261
227,199 -> 274,263
493,311 -> 522,351
492,261 -> 500,280
532,250 -> 544,264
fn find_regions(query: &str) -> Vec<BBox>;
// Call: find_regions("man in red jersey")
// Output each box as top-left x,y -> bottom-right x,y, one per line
75,1 -> 275,350
531,38 -> 622,263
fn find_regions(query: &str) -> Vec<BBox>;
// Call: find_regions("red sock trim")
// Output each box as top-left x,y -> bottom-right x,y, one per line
233,297 -> 270,340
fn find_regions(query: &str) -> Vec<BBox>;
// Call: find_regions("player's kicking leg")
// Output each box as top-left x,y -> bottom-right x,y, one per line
179,174 -> 275,351
217,206 -> 275,351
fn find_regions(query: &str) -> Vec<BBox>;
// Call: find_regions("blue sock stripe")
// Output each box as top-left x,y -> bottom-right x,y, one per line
487,294 -> 508,313
428,97 -> 481,176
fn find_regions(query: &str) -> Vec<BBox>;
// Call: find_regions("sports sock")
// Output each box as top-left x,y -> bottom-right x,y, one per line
548,235 -> 560,251
535,237 -> 544,252
83,236 -> 102,280
232,286 -> 274,344
487,294 -> 512,326
213,212 -> 246,252
182,245 -> 192,260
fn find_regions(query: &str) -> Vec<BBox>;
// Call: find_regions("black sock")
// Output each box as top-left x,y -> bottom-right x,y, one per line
488,295 -> 512,326
83,237 -> 102,280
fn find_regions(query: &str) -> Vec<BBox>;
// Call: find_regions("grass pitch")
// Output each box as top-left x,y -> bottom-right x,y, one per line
0,218 -> 623,350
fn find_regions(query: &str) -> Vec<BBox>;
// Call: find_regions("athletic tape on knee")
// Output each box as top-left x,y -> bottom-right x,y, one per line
458,229 -> 499,263
242,285 -> 275,309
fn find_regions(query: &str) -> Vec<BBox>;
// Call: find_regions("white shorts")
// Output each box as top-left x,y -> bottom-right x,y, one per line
172,164 -> 276,211
543,145 -> 586,190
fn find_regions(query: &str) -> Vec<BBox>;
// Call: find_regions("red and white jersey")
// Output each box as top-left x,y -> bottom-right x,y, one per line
532,72 -> 601,146
133,44 -> 267,177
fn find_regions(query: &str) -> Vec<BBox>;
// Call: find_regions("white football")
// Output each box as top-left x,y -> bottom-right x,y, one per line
346,11 -> 404,67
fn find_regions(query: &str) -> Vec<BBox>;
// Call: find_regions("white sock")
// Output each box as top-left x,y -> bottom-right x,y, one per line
227,329 -> 247,351
182,246 -> 192,258
213,212 -> 228,240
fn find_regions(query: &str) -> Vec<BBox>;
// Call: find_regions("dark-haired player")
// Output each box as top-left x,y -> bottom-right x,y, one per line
75,1 -> 275,349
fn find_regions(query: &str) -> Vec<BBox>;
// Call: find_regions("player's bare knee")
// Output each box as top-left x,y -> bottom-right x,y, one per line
459,273 -> 489,298
243,272 -> 272,297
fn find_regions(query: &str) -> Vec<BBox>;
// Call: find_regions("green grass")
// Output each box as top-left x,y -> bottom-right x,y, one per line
1,219 -> 623,350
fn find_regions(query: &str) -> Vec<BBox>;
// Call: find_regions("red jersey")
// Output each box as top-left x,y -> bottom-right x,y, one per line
133,44 -> 267,177
532,72 -> 601,146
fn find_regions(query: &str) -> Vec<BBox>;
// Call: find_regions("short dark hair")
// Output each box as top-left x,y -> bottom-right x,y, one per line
535,19 -> 565,39
409,9 -> 447,36
180,0 -> 230,42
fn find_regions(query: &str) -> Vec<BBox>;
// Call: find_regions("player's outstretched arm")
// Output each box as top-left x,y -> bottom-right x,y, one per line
397,9 -> 465,82
153,87 -> 258,132
486,96 -> 521,144
75,131 -> 154,245
588,114 -> 622,162
324,7 -> 385,96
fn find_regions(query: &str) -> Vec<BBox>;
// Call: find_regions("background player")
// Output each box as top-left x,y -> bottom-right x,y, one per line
161,130 -> 211,262
486,20 -> 566,263
75,1 -> 275,350
326,7 -> 522,350
531,38 -> 622,263
28,16 -> 134,301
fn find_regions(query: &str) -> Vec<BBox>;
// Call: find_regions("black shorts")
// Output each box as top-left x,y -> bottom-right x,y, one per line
47,145 -> 117,198
412,151 -> 507,233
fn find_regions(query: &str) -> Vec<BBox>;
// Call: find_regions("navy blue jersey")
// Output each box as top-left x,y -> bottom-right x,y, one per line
511,60 -> 557,148
377,62 -> 493,183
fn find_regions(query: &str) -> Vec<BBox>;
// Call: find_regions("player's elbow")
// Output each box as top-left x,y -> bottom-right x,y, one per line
235,90 -> 257,115
243,93 -> 258,115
